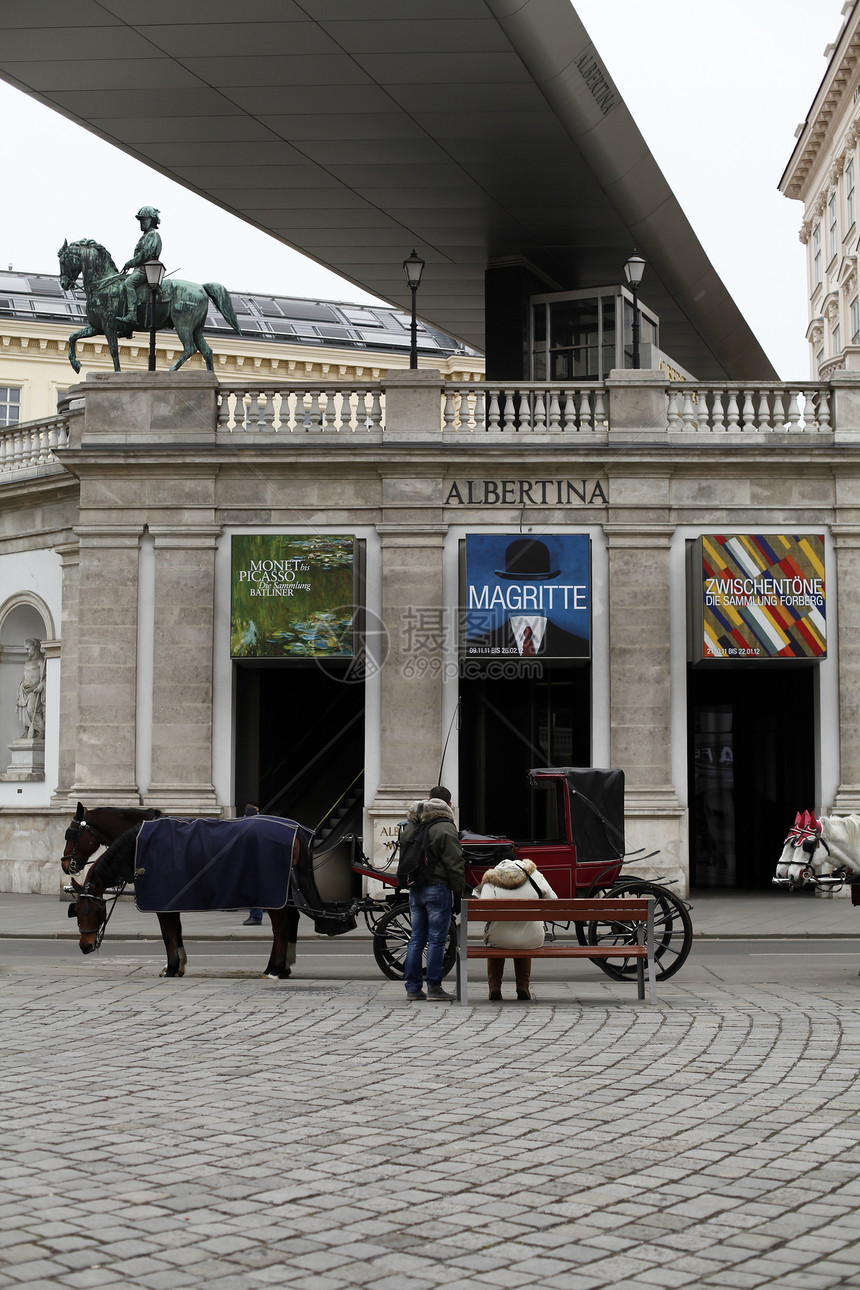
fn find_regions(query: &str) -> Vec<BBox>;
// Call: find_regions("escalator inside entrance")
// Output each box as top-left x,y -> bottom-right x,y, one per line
688,665 -> 815,890
459,666 -> 590,838
235,663 -> 364,843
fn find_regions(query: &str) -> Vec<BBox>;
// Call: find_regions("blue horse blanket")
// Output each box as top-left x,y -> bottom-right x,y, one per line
133,815 -> 302,913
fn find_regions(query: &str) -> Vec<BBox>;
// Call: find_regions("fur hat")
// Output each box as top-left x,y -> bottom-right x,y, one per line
475,857 -> 536,891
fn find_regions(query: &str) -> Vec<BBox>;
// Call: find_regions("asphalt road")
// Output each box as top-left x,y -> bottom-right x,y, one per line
4,933 -> 858,988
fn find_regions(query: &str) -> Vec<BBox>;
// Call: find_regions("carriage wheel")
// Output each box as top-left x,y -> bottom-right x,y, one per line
372,900 -> 458,981
583,880 -> 693,981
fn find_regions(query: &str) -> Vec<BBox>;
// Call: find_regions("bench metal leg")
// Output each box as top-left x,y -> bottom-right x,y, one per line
457,898 -> 469,1006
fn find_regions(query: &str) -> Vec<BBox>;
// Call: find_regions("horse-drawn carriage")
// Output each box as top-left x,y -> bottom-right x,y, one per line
63,766 -> 694,984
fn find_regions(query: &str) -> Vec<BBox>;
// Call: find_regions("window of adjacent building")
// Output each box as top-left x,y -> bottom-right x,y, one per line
848,159 -> 856,229
0,387 -> 21,427
833,322 -> 841,354
829,193 -> 838,262
813,223 -> 822,285
817,347 -> 824,370
852,297 -> 860,344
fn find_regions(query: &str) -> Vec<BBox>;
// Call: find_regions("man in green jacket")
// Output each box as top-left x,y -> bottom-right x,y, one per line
401,786 -> 465,1002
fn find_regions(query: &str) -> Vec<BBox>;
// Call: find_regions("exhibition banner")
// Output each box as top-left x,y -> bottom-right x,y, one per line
700,534 -> 826,660
231,535 -> 355,659
463,534 -> 590,658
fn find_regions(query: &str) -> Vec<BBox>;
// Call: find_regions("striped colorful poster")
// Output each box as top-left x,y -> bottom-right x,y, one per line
701,535 -> 826,660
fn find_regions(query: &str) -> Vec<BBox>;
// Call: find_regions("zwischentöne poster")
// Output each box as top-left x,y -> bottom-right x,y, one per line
700,534 -> 826,660
464,534 -> 591,658
231,535 -> 355,659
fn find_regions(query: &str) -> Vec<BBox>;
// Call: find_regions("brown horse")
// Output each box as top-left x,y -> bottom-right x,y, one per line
63,804 -> 302,978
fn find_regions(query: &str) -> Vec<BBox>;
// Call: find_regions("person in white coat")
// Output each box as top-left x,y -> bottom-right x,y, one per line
475,856 -> 557,1001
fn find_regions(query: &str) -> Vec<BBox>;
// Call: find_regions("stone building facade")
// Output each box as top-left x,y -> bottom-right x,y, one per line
0,365 -> 850,898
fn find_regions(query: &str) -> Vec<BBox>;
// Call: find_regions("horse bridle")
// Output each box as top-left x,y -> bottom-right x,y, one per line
62,819 -> 104,874
72,882 -> 125,950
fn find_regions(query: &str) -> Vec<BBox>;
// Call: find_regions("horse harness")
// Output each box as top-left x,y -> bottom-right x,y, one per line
62,819 -> 104,874
70,879 -> 126,950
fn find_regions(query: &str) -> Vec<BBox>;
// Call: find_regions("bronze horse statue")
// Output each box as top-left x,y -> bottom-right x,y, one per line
58,238 -> 241,374
63,803 -> 301,979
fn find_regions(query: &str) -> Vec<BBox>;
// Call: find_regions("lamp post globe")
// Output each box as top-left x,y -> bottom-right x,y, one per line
624,251 -> 646,370
144,259 -> 166,372
402,250 -> 425,370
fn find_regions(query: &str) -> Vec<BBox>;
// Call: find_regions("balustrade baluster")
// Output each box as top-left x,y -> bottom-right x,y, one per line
323,392 -> 339,432
710,390 -> 724,431
547,390 -> 561,431
594,389 -> 608,429
682,391 -> 696,431
443,389 -> 456,431
816,388 -> 831,431
666,388 -> 683,432
503,390 -> 516,432
533,390 -> 546,432
576,390 -> 591,431
306,391 -> 322,431
771,390 -> 786,432
470,389 -> 485,432
368,389 -> 383,431
216,391 -> 233,431
757,391 -> 771,432
786,390 -> 801,431
726,390 -> 740,431
487,389 -> 500,431
742,391 -> 756,431
693,389 -> 709,431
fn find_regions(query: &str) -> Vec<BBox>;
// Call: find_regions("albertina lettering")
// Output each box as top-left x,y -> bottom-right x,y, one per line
445,479 -> 608,505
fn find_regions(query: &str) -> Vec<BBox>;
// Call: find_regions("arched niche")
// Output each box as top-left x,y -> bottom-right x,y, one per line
0,594 -> 54,775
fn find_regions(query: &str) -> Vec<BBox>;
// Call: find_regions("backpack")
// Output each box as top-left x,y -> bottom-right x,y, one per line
396,819 -> 436,887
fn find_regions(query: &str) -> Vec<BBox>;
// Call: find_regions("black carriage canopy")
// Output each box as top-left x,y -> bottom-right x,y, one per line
531,766 -> 626,864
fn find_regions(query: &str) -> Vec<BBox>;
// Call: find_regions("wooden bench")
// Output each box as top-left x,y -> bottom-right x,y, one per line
456,896 -> 657,1006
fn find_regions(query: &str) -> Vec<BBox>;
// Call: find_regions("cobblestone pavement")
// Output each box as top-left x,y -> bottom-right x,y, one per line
2,956 -> 860,1290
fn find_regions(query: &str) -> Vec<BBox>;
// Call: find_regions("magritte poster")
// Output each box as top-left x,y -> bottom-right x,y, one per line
698,534 -> 826,660
231,535 -> 355,659
463,534 -> 591,658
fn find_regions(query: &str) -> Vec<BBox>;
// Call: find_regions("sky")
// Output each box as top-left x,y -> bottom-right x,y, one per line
0,0 -> 845,380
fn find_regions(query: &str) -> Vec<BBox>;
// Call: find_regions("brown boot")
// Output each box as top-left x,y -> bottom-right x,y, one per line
514,957 -> 532,1000
488,957 -> 505,1001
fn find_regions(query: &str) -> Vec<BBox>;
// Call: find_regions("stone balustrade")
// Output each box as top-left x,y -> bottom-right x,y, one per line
0,375 -> 844,481
0,412 -> 70,475
216,382 -> 385,435
666,383 -> 830,435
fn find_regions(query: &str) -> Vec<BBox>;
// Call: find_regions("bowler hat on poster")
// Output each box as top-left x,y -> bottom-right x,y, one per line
495,538 -> 560,580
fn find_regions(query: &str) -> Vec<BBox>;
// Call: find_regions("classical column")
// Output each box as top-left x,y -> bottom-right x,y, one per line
144,526 -> 220,813
50,541 -> 79,804
604,523 -> 686,887
830,525 -> 860,812
368,523 -> 447,864
69,525 -> 143,804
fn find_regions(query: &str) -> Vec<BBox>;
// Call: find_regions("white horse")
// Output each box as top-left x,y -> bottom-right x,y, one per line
774,810 -> 860,889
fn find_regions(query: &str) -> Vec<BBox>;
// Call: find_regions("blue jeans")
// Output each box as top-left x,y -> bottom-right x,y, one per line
404,883 -> 453,994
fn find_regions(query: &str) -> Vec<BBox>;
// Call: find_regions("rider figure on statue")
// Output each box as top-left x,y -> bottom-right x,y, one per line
120,207 -> 162,329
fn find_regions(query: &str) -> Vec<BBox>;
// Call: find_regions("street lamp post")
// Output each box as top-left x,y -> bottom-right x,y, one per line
402,250 -> 425,370
144,258 -> 166,372
624,251 -> 646,370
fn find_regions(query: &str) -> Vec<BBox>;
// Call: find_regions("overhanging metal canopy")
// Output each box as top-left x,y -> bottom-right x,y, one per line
0,0 -> 776,380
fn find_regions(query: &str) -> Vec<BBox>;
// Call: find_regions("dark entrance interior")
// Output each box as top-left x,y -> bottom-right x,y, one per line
235,663 -> 364,844
459,665 -> 590,838
688,664 -> 816,890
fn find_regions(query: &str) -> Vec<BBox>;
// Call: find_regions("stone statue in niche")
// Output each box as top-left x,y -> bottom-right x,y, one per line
15,637 -> 46,739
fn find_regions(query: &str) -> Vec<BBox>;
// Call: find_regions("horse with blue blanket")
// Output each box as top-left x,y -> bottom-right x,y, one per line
66,813 -> 309,979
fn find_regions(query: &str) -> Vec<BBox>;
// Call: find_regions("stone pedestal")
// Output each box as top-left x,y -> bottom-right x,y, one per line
4,737 -> 45,781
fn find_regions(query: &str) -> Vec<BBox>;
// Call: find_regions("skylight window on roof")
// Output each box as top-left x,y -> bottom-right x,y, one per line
276,300 -> 339,323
